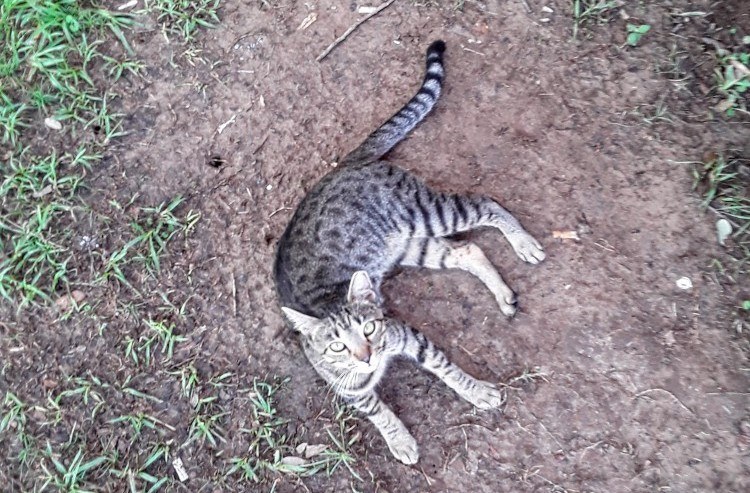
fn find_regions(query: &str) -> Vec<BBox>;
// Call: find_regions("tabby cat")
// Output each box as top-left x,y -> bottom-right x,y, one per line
273,40 -> 545,464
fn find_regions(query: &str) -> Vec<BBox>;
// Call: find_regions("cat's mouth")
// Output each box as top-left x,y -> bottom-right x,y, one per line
353,358 -> 379,374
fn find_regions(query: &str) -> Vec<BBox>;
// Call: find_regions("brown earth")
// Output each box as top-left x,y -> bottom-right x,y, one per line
2,0 -> 750,492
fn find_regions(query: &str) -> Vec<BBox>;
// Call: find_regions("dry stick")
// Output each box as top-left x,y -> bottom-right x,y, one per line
519,0 -> 532,14
316,0 -> 397,62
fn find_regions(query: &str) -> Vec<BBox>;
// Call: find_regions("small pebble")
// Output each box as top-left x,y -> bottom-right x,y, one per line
676,277 -> 693,290
44,117 -> 62,130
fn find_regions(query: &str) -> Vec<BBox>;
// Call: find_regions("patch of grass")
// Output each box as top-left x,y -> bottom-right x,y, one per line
100,196 -> 200,289
109,413 -> 176,443
694,155 -> 750,237
123,318 -> 188,366
0,0 -> 137,307
40,443 -> 114,493
144,0 -> 221,42
110,444 -> 172,493
0,147 -> 96,306
693,154 -> 750,277
572,0 -> 618,40
0,0 -> 135,132
714,51 -> 750,117
226,379 -> 360,484
1,391 -> 36,467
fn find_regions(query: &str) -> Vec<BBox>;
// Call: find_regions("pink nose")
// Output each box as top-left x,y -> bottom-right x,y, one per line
357,346 -> 371,363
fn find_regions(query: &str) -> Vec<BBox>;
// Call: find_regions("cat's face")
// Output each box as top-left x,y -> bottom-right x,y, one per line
281,271 -> 390,375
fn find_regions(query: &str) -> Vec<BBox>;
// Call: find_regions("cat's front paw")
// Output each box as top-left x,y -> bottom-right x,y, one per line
386,431 -> 419,465
507,232 -> 545,264
464,381 -> 505,410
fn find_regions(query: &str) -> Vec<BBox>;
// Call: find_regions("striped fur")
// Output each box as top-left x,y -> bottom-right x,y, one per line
274,41 -> 545,464
341,40 -> 445,165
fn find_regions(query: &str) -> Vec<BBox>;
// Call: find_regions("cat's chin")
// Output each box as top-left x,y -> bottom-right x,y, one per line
354,362 -> 379,374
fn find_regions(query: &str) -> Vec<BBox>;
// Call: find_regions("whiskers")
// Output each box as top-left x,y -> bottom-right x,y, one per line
325,368 -> 357,402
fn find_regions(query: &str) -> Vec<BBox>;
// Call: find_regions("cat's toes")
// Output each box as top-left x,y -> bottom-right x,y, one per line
387,433 -> 419,465
468,382 -> 505,410
497,294 -> 517,318
508,232 -> 546,264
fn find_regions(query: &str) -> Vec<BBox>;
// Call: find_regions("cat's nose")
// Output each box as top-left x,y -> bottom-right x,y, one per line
357,346 -> 371,363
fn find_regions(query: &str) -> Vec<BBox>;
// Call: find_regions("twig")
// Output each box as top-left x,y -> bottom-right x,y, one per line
316,0 -> 397,62
519,0 -> 532,14
231,272 -> 237,317
419,466 -> 434,486
634,388 -> 696,415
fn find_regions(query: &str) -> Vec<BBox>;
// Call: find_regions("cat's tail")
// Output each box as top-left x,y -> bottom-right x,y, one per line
341,40 -> 446,165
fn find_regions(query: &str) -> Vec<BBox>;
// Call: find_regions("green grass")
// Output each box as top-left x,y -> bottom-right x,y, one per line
714,51 -> 750,117
0,147 -> 92,305
123,318 -> 188,366
0,1 -> 363,490
226,378 -> 360,484
0,0 -> 157,307
100,196 -> 200,290
693,154 -> 750,280
144,0 -> 221,42
694,155 -> 750,238
0,0 -> 135,132
572,0 -> 618,40
40,443 -> 114,493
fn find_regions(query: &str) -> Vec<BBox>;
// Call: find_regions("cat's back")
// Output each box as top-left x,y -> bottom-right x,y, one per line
274,161 -> 413,315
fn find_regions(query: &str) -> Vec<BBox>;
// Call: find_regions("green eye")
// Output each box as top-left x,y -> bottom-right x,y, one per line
363,322 -> 376,336
329,341 -> 346,352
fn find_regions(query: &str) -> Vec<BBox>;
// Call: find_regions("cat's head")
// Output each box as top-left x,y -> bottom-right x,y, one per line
281,271 -> 388,375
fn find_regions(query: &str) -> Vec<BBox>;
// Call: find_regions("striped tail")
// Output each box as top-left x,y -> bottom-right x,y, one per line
341,40 -> 446,165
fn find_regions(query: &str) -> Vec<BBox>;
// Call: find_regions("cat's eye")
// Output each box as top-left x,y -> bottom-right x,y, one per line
362,322 -> 376,337
329,341 -> 346,352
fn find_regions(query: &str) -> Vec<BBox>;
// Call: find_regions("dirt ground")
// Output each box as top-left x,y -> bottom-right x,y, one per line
3,0 -> 750,491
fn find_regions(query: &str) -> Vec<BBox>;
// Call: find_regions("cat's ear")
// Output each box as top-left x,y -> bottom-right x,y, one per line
281,307 -> 320,335
347,271 -> 378,305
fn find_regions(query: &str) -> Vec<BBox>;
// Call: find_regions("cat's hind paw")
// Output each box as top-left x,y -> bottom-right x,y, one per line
507,232 -> 546,264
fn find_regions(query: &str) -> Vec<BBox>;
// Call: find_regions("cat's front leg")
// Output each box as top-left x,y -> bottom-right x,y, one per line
396,323 -> 504,409
346,391 -> 419,464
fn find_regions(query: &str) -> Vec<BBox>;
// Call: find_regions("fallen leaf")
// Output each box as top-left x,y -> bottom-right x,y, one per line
716,218 -> 732,246
296,12 -> 317,31
55,290 -> 86,310
552,230 -> 580,241
117,0 -> 137,10
730,59 -> 750,76
715,98 -> 735,113
32,185 -> 53,198
303,444 -> 328,458
42,378 -> 59,390
281,456 -> 308,468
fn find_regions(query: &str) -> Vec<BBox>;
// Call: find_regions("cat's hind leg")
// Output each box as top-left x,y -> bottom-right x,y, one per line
427,192 -> 545,265
397,237 -> 517,317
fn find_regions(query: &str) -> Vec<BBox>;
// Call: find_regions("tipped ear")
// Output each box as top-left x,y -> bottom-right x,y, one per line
281,307 -> 320,335
347,271 -> 378,305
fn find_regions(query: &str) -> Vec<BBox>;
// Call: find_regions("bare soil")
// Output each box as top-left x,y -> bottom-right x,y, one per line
2,0 -> 750,492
